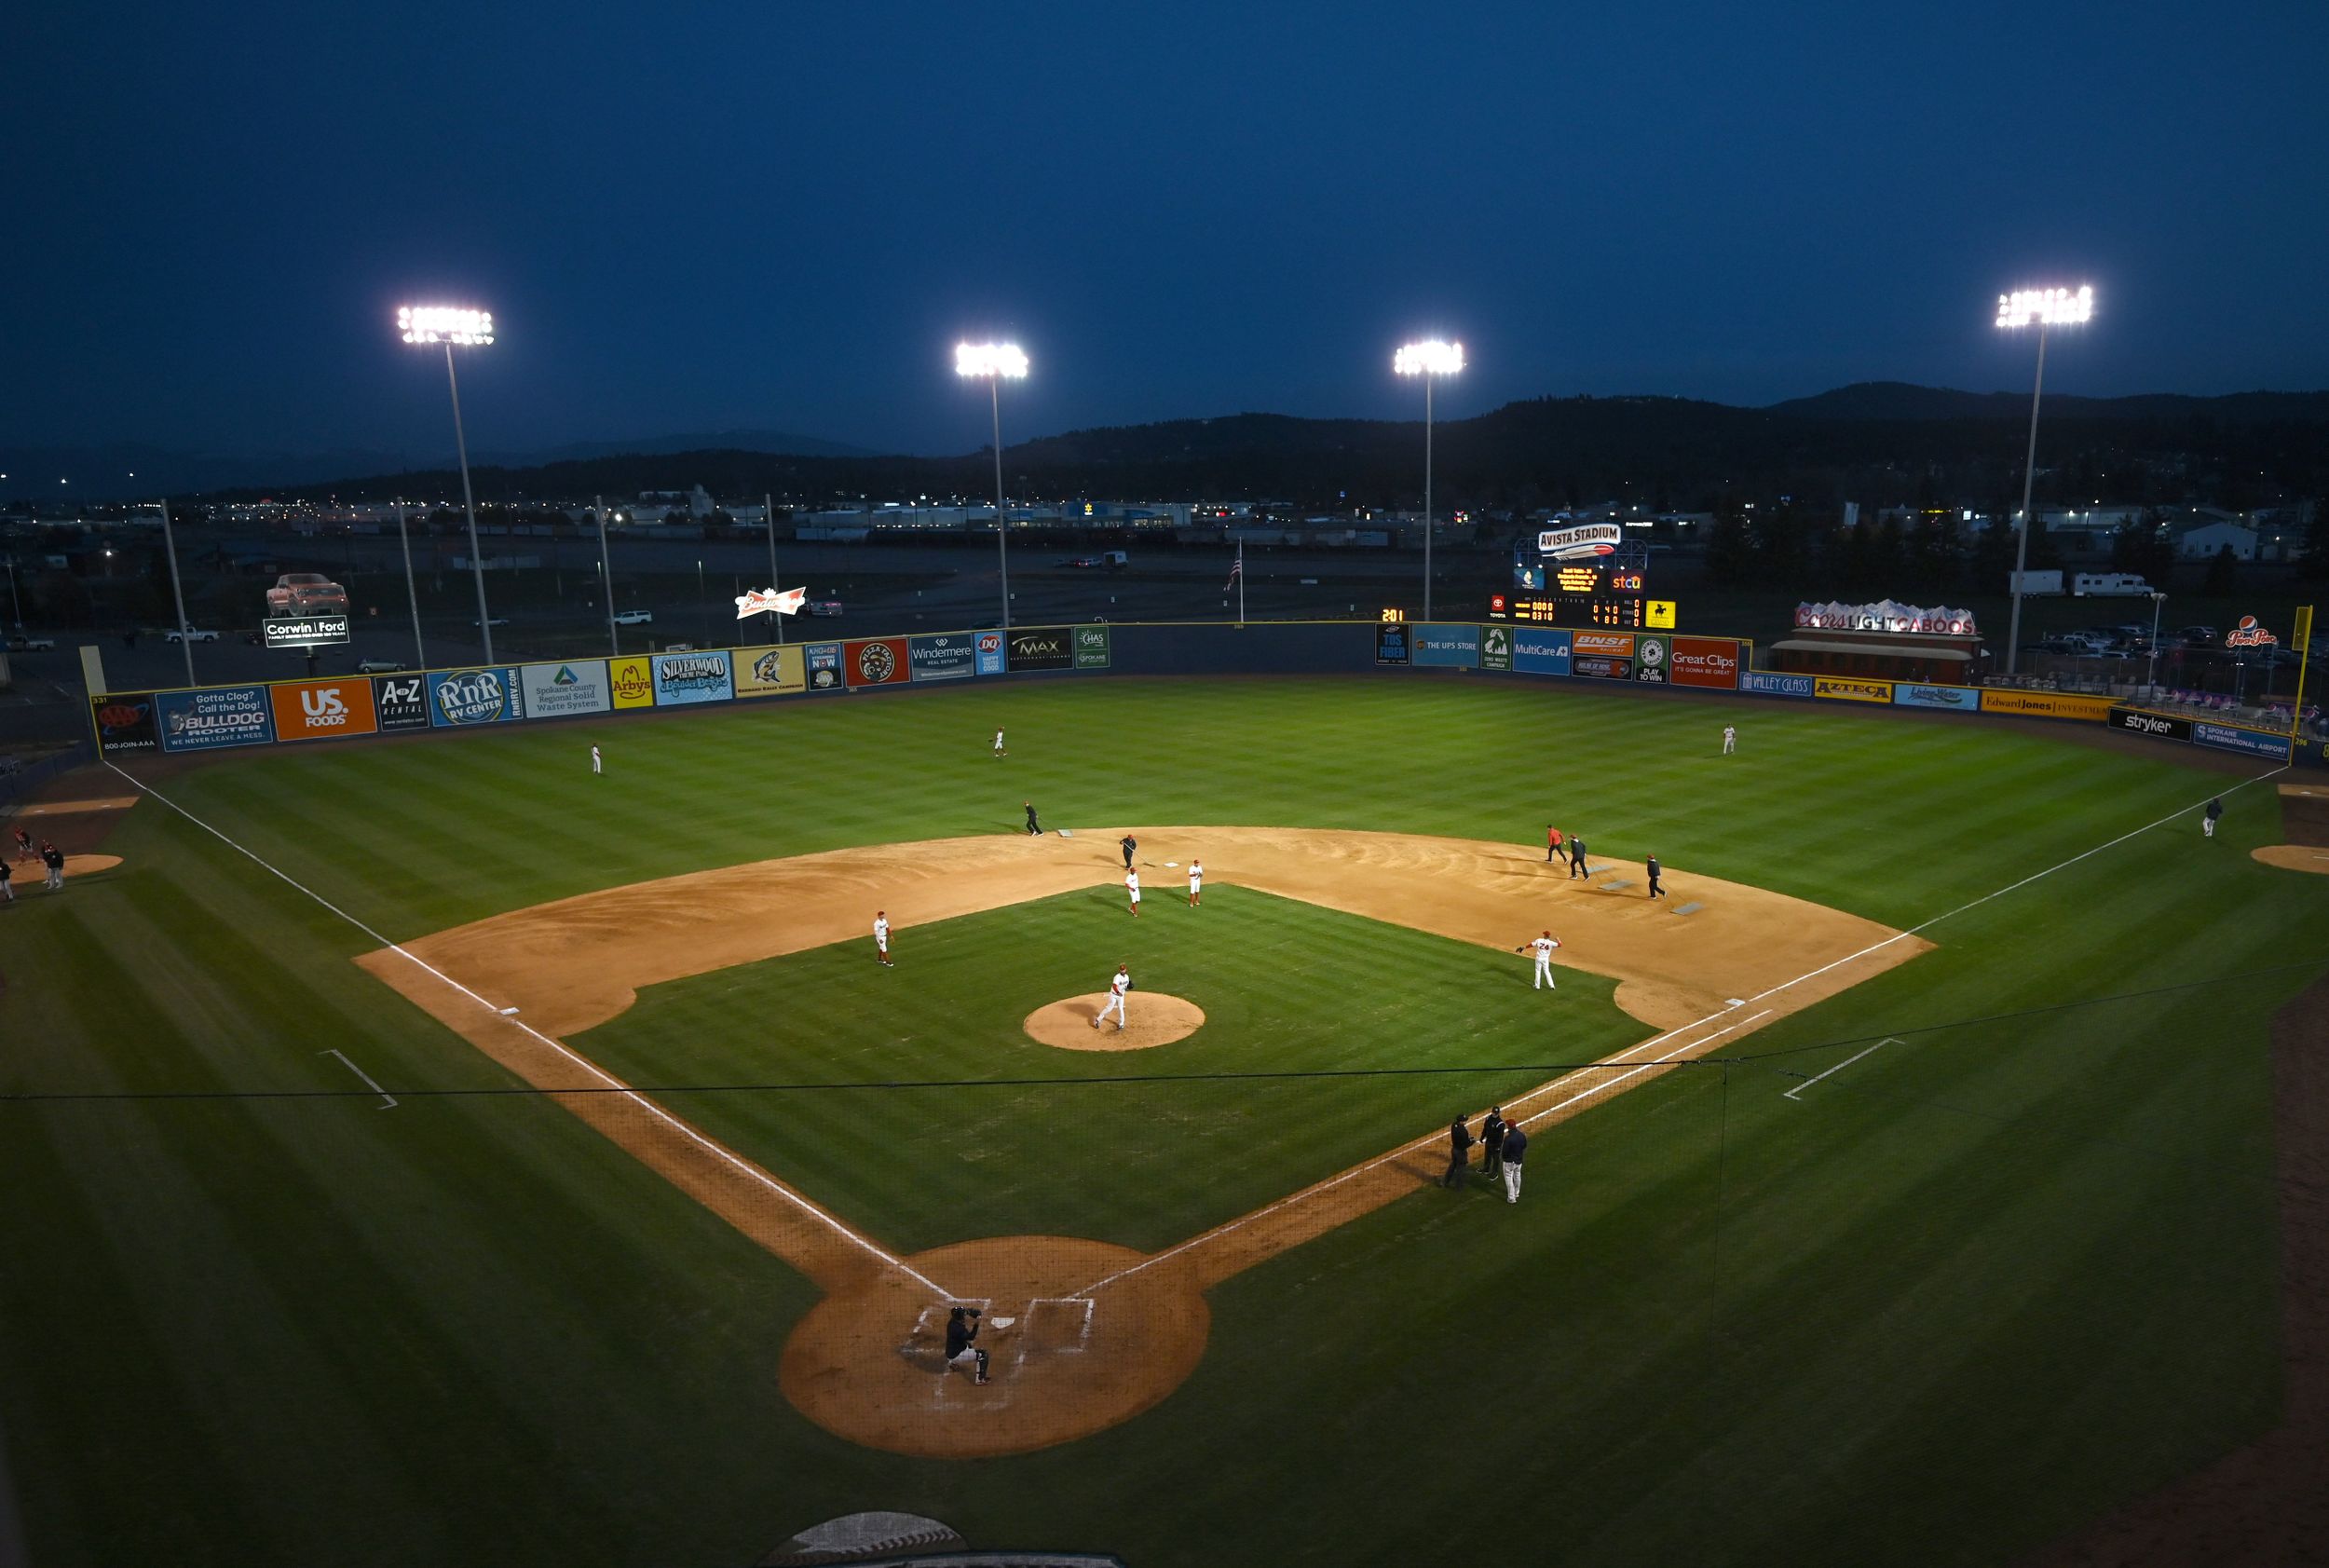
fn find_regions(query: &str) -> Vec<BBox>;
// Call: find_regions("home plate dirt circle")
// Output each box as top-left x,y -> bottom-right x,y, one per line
779,1236 -> 1208,1457
1024,993 -> 1205,1051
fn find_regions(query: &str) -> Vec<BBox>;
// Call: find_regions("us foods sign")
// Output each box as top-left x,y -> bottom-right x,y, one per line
1535,522 -> 1623,560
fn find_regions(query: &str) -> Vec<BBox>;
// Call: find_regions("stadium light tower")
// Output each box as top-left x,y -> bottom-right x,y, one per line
1394,339 -> 1464,620
1995,285 -> 2092,675
955,342 -> 1028,630
399,305 -> 498,663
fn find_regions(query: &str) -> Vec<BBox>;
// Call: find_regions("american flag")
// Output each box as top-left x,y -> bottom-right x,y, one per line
1224,540 -> 1243,591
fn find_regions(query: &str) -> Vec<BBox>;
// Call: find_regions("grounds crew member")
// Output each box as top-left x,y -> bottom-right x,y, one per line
1025,801 -> 1042,836
1546,825 -> 1563,863
1646,854 -> 1665,900
2205,797 -> 2224,838
945,1306 -> 990,1384
1119,833 -> 1137,869
1568,834 -> 1589,880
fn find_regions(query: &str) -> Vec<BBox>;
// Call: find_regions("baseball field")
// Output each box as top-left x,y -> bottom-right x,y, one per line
4,673 -> 2323,1565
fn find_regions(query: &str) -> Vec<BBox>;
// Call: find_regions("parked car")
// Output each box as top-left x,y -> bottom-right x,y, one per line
612,608 -> 655,626
1056,555 -> 1100,567
806,598 -> 844,618
471,617 -> 511,629
4,633 -> 56,651
2175,625 -> 2219,647
354,658 -> 407,675
266,572 -> 349,615
164,626 -> 220,643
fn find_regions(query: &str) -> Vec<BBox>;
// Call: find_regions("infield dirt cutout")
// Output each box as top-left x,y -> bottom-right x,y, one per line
357,826 -> 1927,1457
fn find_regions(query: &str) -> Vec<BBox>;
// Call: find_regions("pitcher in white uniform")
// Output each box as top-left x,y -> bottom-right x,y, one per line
1125,867 -> 1141,917
1187,858 -> 1203,907
1514,929 -> 1560,989
1094,963 -> 1130,1030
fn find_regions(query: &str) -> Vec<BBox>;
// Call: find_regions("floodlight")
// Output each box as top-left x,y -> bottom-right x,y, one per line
955,342 -> 1028,379
399,306 -> 496,346
1394,340 -> 1465,376
1995,286 -> 2092,330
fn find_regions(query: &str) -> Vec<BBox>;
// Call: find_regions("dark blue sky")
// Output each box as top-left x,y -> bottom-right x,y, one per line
8,1 -> 2325,460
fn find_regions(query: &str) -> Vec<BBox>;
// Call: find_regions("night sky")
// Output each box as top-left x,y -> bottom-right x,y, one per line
9,1 -> 2325,461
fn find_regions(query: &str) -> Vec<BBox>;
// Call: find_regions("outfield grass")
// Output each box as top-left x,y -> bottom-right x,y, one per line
2,675 -> 2322,1567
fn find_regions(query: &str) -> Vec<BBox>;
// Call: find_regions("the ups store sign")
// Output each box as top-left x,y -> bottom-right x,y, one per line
1007,628 -> 1074,671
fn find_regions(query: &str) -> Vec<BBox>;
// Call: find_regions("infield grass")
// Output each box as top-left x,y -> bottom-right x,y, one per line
3,675 -> 2322,1567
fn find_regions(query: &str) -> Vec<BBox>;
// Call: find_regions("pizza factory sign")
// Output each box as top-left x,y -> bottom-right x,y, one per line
1794,599 -> 1978,636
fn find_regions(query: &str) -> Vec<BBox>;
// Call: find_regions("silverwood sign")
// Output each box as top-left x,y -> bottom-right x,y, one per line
263,613 -> 351,648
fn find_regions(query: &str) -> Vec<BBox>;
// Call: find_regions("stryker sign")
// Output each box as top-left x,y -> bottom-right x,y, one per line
1535,522 -> 1623,560
2110,706 -> 2193,742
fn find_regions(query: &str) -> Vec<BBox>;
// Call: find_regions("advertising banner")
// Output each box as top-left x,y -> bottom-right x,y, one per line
372,673 -> 432,731
1412,622 -> 1480,668
652,650 -> 734,705
268,677 -> 380,743
1979,689 -> 2115,721
89,692 -> 160,755
803,642 -> 844,691
519,660 -> 613,718
609,656 -> 655,709
732,645 -> 805,697
908,632 -> 978,682
2194,720 -> 2292,760
1669,636 -> 1741,690
845,637 -> 910,689
1375,621 -> 1411,665
1479,623 -> 1513,672
1740,671 -> 1815,698
428,668 -> 523,728
1573,653 -> 1634,680
2109,706 -> 2193,743
1892,683 -> 1980,712
1007,628 -> 1073,671
1814,676 -> 1894,704
1074,624 -> 1112,669
1511,627 -> 1573,676
262,613 -> 351,649
157,685 -> 276,752
974,630 -> 1005,675
1632,633 -> 1671,684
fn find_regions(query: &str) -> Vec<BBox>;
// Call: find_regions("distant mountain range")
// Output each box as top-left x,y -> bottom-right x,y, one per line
9,386 -> 2326,509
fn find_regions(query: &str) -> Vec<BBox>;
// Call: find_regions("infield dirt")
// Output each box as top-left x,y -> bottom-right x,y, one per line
357,826 -> 1928,1455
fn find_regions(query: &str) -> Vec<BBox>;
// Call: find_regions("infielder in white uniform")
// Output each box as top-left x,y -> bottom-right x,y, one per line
993,728 -> 1006,757
1722,725 -> 1737,755
1187,858 -> 1203,907
1094,962 -> 1130,1030
873,910 -> 894,967
1515,929 -> 1561,989
1125,867 -> 1141,916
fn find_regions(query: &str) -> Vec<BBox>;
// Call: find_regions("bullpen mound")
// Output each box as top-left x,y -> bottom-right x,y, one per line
1025,993 -> 1205,1051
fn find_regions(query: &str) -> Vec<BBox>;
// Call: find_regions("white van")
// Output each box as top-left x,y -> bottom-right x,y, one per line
2071,573 -> 2153,597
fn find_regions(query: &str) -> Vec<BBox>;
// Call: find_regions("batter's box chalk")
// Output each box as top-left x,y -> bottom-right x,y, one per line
1024,1296 -> 1096,1353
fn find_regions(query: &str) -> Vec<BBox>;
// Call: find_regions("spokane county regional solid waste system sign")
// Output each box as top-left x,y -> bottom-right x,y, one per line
263,613 -> 351,648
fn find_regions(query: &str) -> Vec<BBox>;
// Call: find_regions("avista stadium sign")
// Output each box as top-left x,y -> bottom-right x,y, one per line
1795,599 -> 1978,636
1535,522 -> 1622,560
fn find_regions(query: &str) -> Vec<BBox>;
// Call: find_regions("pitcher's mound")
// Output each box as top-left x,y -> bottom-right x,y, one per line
2253,845 -> 2329,875
1025,994 -> 1205,1051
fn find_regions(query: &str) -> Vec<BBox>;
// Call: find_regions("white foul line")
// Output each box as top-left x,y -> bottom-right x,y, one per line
1082,767 -> 2287,1297
102,760 -> 954,1302
320,1048 -> 398,1110
1780,1036 -> 1902,1101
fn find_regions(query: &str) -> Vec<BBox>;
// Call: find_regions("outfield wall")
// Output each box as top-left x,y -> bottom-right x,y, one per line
86,619 -> 2318,766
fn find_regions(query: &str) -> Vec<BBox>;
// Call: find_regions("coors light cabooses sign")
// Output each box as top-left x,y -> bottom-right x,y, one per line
1795,599 -> 1978,636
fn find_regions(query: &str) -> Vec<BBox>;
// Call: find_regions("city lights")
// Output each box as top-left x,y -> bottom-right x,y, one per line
398,306 -> 496,346
1393,339 -> 1464,376
1995,286 -> 2093,330
954,342 -> 1028,379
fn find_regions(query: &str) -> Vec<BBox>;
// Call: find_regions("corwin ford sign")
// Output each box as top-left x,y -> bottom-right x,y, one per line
428,668 -> 523,727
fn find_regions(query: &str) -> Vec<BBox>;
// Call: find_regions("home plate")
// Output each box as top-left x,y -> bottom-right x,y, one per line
989,1316 -> 1016,1329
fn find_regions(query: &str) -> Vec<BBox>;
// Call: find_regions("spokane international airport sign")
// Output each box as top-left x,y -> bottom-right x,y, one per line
264,613 -> 352,649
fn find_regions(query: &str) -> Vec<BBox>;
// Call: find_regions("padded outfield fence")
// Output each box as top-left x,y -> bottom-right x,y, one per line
84,616 -> 2322,768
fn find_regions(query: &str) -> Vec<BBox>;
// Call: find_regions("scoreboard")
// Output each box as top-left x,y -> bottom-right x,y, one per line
1490,556 -> 1673,629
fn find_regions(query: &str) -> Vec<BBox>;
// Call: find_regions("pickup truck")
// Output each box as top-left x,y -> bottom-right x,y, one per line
266,573 -> 349,615
4,634 -> 56,652
164,626 -> 220,644
613,608 -> 655,626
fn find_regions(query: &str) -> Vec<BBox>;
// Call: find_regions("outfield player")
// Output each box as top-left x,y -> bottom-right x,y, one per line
591,743 -> 602,775
1095,962 -> 1131,1030
1515,930 -> 1560,989
1125,867 -> 1141,916
993,728 -> 1006,757
1188,858 -> 1203,907
873,909 -> 894,967
1722,725 -> 1737,756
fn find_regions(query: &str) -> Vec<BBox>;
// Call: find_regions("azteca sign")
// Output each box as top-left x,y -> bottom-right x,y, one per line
1795,599 -> 1978,636
1535,522 -> 1623,560
2225,616 -> 2278,648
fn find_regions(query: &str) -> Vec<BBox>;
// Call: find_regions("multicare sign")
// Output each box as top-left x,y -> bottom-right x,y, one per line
846,637 -> 910,688
1669,636 -> 1740,690
652,650 -> 734,705
429,667 -> 522,728
519,661 -> 612,718
157,684 -> 275,751
268,677 -> 379,742
1511,627 -> 1572,676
